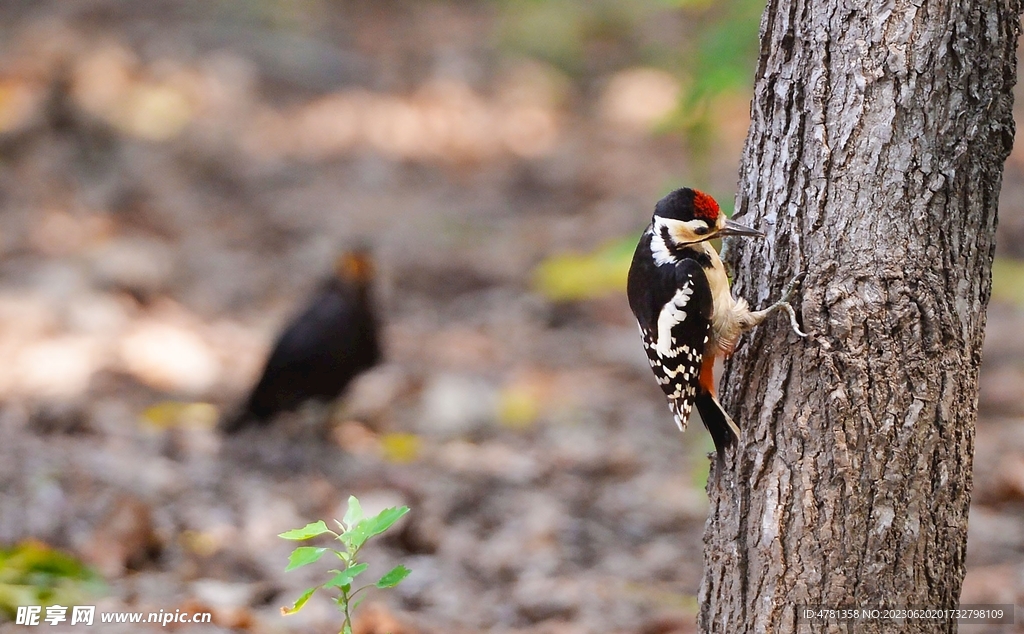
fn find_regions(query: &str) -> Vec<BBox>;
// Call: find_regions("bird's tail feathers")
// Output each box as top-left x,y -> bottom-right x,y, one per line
693,393 -> 740,458
669,397 -> 694,432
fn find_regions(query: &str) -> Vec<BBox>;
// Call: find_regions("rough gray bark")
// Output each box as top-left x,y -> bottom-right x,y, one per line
699,2 -> 1021,633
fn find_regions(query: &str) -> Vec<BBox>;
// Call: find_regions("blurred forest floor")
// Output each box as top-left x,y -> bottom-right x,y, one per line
0,2 -> 1022,633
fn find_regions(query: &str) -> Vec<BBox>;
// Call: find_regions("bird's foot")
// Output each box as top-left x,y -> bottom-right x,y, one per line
777,272 -> 805,305
767,273 -> 808,338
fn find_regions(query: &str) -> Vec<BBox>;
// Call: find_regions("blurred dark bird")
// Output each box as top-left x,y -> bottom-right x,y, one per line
222,249 -> 382,433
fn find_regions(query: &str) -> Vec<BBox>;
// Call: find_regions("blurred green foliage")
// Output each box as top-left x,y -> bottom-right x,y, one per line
671,0 -> 762,168
532,235 -> 733,301
504,0 -> 763,298
495,0 -> 661,77
495,0 -> 763,125
532,237 -> 635,301
622,580 -> 699,611
686,1 -> 762,102
0,541 -> 103,620
992,257 -> 1024,308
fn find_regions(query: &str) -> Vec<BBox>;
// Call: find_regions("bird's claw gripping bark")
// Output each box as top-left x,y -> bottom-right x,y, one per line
770,272 -> 808,338
778,272 -> 805,305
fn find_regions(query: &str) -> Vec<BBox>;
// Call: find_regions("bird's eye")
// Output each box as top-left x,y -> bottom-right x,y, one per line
693,224 -> 710,236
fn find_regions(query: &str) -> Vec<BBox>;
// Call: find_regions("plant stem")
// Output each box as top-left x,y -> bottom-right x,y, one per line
342,585 -> 353,634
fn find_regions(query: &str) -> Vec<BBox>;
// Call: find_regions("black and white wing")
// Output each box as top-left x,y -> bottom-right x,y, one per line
635,259 -> 713,431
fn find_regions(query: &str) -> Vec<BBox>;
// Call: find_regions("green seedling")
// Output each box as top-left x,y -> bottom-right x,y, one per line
279,496 -> 411,634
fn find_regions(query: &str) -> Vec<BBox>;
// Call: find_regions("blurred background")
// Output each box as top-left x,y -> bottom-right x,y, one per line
0,1 -> 1021,632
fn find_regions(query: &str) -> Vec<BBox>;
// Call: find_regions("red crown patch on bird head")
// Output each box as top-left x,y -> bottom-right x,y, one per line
653,188 -> 722,223
691,190 -> 720,222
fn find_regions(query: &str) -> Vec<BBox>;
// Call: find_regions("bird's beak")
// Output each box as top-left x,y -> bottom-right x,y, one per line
717,219 -> 765,238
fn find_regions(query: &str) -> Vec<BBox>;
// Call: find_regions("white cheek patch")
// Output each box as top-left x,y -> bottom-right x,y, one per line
649,221 -> 673,266
655,279 -> 693,358
650,217 -> 711,266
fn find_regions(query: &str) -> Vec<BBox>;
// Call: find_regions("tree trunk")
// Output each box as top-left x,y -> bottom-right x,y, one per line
699,2 -> 1021,632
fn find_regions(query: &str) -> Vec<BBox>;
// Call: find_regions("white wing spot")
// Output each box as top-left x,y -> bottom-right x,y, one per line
655,281 -> 694,358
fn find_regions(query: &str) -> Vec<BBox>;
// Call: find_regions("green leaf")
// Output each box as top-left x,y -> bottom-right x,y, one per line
285,547 -> 328,571
280,586 -> 317,615
342,496 -> 363,531
375,565 -> 411,588
279,520 -> 331,540
339,529 -> 360,551
343,506 -> 410,551
324,563 -> 369,589
368,506 -> 410,536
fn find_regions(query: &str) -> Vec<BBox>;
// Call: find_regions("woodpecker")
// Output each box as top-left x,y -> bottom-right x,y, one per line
222,248 -> 382,433
626,188 -> 805,457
